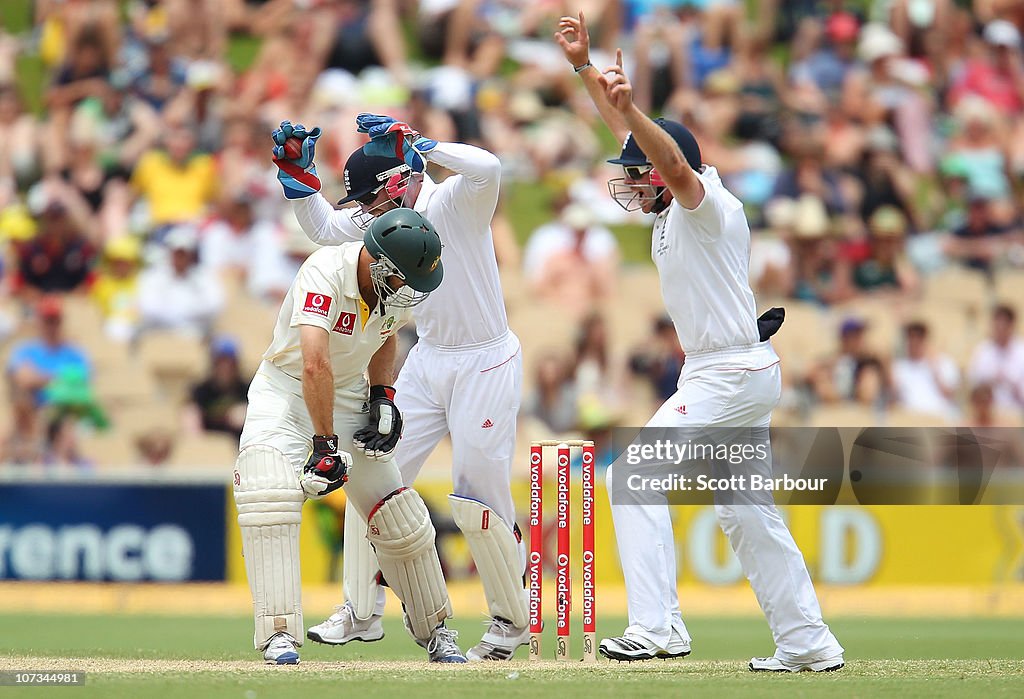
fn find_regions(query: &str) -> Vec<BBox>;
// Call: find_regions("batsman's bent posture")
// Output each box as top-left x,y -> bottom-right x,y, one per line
270,116 -> 526,660
556,12 -> 845,671
233,208 -> 468,664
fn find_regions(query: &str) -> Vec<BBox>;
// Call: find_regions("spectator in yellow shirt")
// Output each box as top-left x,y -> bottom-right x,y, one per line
130,124 -> 218,230
90,236 -> 142,343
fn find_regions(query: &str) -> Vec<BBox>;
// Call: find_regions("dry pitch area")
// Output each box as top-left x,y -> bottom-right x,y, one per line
2,614 -> 1023,698
1,656 -> 1022,699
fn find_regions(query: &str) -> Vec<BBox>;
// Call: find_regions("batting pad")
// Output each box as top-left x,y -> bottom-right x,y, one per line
343,498 -> 382,620
234,445 -> 305,649
365,488 -> 452,640
449,494 -> 529,628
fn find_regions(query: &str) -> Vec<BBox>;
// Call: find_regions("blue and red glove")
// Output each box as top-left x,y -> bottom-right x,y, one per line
272,120 -> 322,199
356,113 -> 437,173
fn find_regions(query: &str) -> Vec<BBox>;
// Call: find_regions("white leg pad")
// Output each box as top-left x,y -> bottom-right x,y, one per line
343,498 -> 382,620
448,494 -> 529,628
366,488 -> 452,641
233,445 -> 305,649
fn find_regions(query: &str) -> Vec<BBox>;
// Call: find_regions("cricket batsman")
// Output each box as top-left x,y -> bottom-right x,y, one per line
556,12 -> 845,671
270,115 -> 527,660
232,206 -> 467,664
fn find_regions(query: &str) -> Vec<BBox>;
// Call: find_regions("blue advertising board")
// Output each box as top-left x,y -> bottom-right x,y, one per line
0,481 -> 226,581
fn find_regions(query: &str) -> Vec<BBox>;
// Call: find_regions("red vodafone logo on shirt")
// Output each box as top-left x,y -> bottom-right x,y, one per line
333,312 -> 356,335
303,292 -> 332,318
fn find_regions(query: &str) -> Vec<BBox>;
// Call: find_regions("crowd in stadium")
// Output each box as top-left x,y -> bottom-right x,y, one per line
1,0 -> 1023,469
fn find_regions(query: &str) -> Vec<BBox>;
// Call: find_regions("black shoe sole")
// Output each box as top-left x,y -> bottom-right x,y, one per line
598,646 -> 691,662
306,630 -> 385,646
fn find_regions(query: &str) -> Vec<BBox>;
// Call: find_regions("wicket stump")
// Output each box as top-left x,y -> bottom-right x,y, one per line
529,440 -> 596,662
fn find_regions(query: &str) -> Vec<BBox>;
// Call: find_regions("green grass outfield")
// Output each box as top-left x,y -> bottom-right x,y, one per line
1,614 -> 1023,698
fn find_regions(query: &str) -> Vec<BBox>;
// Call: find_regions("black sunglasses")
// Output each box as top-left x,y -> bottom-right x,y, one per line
624,165 -> 653,180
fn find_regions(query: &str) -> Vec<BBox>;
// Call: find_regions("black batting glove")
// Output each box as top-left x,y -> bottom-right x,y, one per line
300,434 -> 351,499
353,385 -> 403,460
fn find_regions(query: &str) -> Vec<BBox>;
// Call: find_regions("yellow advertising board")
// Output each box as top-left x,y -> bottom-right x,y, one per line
226,479 -> 1024,587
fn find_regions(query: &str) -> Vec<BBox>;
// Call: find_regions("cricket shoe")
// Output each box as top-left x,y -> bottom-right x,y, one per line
598,630 -> 691,662
263,632 -> 300,665
422,623 -> 468,663
749,654 -> 845,672
466,616 -> 529,661
307,602 -> 384,646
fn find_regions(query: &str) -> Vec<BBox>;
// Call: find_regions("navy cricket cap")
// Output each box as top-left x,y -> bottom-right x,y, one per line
608,118 -> 702,172
337,148 -> 411,205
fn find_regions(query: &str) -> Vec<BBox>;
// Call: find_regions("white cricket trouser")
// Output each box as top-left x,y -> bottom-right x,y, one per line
240,360 -> 405,517
608,342 -> 844,663
393,331 -> 522,523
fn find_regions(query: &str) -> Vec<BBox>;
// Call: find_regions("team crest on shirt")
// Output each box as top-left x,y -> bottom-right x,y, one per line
379,316 -> 396,336
303,292 -> 332,318
333,312 -> 356,335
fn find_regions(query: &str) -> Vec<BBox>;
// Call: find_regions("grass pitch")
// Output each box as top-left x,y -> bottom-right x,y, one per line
1,615 -> 1022,698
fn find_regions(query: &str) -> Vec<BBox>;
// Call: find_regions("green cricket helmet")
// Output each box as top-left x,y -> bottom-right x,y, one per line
363,208 -> 443,308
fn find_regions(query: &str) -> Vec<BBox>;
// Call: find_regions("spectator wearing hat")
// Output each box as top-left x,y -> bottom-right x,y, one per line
891,321 -> 961,421
789,11 -> 860,98
183,336 -> 249,439
946,96 -> 1012,203
6,296 -> 92,409
772,195 -> 853,306
133,37 -> 188,111
852,206 -> 919,294
523,201 -> 620,315
137,226 -> 223,338
949,19 -> 1024,115
13,189 -> 97,298
843,23 -> 933,172
91,236 -> 143,342
968,304 -> 1024,412
807,316 -> 884,404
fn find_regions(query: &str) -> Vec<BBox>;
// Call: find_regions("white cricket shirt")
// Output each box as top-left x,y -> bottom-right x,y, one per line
652,166 -> 760,354
262,241 -> 412,402
292,142 -> 507,348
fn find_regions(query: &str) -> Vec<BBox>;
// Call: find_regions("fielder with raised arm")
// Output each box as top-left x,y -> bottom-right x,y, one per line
233,206 -> 468,664
555,12 -> 845,671
270,115 -> 527,660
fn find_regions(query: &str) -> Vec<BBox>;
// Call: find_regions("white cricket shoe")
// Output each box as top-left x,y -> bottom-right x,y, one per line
422,623 -> 468,663
749,654 -> 845,672
263,632 -> 300,665
307,602 -> 385,646
466,616 -> 529,661
599,629 -> 691,662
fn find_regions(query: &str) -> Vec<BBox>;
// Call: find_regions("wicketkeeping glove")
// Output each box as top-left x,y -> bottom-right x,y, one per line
272,120 -> 323,199
353,385 -> 403,460
300,434 -> 352,499
356,113 -> 437,173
